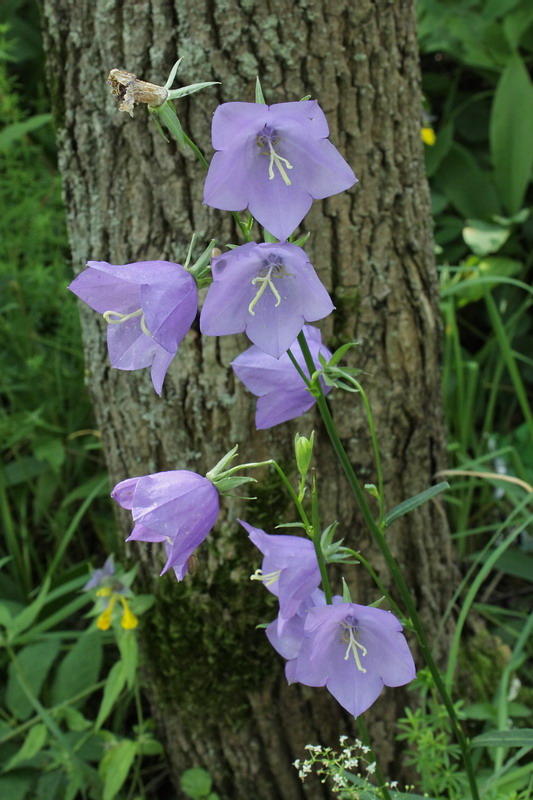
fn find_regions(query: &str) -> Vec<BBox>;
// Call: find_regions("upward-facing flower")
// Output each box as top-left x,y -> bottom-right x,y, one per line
285,600 -> 416,718
112,470 -> 219,580
203,101 -> 357,241
241,520 -> 322,632
68,260 -> 198,395
231,325 -> 332,429
200,242 -> 334,358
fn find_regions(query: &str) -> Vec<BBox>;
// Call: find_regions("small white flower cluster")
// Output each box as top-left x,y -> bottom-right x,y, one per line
292,736 -> 384,797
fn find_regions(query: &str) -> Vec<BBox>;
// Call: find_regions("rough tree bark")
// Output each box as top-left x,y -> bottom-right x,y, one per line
40,1 -> 454,797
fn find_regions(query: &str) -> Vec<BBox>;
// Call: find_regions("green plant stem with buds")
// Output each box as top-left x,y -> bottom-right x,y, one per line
296,330 -> 481,800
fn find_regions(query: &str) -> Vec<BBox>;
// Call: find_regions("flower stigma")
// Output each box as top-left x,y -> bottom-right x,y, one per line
256,127 -> 293,185
250,568 -> 281,587
341,620 -> 367,673
103,308 -> 152,337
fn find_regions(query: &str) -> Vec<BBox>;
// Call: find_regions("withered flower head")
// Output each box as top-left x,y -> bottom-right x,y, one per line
108,68 -> 168,117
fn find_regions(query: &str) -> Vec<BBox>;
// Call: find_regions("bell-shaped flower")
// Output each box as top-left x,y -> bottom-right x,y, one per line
200,242 -> 333,358
112,470 -> 219,580
286,600 -> 416,718
265,589 -> 326,668
203,101 -> 357,241
231,325 -> 332,429
68,260 -> 198,395
241,520 -> 322,632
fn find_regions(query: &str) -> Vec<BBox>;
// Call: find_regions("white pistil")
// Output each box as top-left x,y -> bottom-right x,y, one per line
248,265 -> 282,316
250,568 -> 281,587
103,308 -> 151,336
342,625 -> 367,673
266,139 -> 293,185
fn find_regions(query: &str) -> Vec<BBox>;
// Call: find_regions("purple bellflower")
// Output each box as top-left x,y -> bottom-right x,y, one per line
231,324 -> 332,429
112,470 -> 219,580
200,242 -> 334,358
266,589 -> 326,664
273,599 -> 416,718
68,260 -> 198,395
241,520 -> 322,632
203,101 -> 357,241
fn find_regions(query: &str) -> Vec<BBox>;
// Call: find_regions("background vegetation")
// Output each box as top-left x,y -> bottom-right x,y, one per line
0,0 -> 531,797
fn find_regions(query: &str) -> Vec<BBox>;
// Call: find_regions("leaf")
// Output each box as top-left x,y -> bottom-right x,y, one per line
435,144 -> 501,219
180,767 -> 213,799
0,114 -> 52,150
462,219 -> 511,256
117,630 -> 138,690
425,121 -> 454,178
3,723 -> 48,771
255,77 -> 266,104
6,639 -> 62,721
99,739 -> 137,800
471,728 -> 533,748
0,774 -> 34,800
384,482 -> 449,528
490,54 -> 533,215
491,548 -> 533,582
95,661 -> 127,730
50,630 -> 103,704
9,577 -> 51,639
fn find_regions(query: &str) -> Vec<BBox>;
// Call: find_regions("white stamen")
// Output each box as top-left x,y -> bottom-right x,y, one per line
250,568 -> 281,587
266,139 -> 293,185
248,265 -> 282,316
342,624 -> 367,672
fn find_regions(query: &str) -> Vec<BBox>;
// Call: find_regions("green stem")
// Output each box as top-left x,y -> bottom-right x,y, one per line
296,331 -> 481,800
356,717 -> 392,800
342,548 -> 404,621
310,471 -> 332,604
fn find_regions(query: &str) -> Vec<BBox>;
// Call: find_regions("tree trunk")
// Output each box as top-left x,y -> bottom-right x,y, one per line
40,0 -> 453,797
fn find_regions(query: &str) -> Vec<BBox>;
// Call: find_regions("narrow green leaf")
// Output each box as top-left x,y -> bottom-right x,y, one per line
6,640 -> 62,721
9,577 -> 51,639
384,482 -> 449,527
255,77 -> 266,104
3,723 -> 48,771
117,631 -> 138,690
471,728 -> 533,748
100,739 -> 137,800
490,54 -> 533,215
95,661 -> 127,730
0,114 -> 52,150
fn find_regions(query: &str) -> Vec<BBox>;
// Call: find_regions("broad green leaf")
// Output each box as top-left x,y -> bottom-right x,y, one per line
3,723 -> 47,771
0,774 -> 34,800
6,640 -> 62,721
384,482 -> 449,527
59,706 -> 92,732
490,55 -> 533,215
435,144 -> 500,219
463,220 -> 511,256
471,728 -> 533,748
180,767 -> 213,799
99,739 -> 137,800
50,630 -> 103,704
95,661 -> 127,730
425,121 -> 454,178
35,771 -> 65,800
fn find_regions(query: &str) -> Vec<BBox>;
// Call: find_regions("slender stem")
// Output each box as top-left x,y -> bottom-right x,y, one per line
295,331 -> 481,800
342,548 -> 404,621
356,717 -> 392,800
310,471 -> 332,604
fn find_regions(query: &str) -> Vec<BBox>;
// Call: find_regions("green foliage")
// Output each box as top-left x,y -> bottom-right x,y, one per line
180,767 -> 219,800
